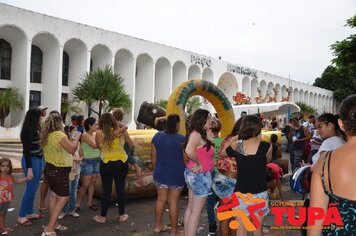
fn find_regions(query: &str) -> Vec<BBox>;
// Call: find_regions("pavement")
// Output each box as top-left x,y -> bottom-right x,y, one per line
0,142 -> 304,236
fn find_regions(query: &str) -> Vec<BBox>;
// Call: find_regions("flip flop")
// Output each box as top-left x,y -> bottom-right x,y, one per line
27,213 -> 45,220
154,225 -> 171,233
17,218 -> 32,226
88,204 -> 98,211
93,215 -> 106,224
54,224 -> 68,231
118,214 -> 129,223
39,208 -> 48,213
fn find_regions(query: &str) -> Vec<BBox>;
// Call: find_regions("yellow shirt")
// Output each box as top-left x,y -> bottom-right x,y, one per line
100,136 -> 127,163
43,131 -> 73,167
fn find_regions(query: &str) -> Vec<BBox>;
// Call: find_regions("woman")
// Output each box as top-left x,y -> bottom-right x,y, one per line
183,109 -> 214,236
17,108 -> 44,225
75,117 -> 100,211
309,95 -> 356,235
310,113 -> 345,169
93,112 -> 134,224
214,118 -> 242,236
226,115 -> 272,236
151,114 -> 185,236
41,113 -> 81,236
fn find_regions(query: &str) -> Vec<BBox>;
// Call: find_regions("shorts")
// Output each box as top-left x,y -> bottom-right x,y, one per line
184,168 -> 212,197
81,159 -> 100,176
44,163 -> 71,197
234,191 -> 270,217
212,171 -> 236,199
0,202 -> 10,213
154,181 -> 184,191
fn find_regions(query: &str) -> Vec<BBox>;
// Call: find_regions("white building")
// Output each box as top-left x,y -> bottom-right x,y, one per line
0,3 -> 334,139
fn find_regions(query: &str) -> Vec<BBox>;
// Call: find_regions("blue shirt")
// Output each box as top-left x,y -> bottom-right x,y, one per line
152,131 -> 185,186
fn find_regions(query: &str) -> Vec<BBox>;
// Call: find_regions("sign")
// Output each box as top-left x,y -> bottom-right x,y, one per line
191,54 -> 211,68
227,64 -> 258,78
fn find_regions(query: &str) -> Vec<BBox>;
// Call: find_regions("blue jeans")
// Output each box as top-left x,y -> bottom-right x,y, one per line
64,173 -> 80,213
290,149 -> 303,172
124,143 -> 136,165
19,156 -> 43,217
207,171 -> 218,232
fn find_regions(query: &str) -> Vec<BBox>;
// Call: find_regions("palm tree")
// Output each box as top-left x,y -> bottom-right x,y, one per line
155,99 -> 168,109
186,96 -> 202,115
72,66 -> 131,117
0,88 -> 23,127
60,99 -> 82,122
296,102 -> 317,117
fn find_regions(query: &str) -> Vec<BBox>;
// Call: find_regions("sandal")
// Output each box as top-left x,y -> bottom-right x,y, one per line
88,204 -> 98,211
17,218 -> 32,226
39,208 -> 48,213
41,230 -> 57,236
119,214 -> 129,223
1,227 -> 14,235
154,225 -> 171,233
93,215 -> 106,224
54,224 -> 68,231
27,213 -> 45,220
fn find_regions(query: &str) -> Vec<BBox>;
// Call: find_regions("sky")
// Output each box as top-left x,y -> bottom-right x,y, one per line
1,0 -> 355,85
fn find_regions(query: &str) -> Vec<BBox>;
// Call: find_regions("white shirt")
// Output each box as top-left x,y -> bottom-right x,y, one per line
312,136 -> 345,164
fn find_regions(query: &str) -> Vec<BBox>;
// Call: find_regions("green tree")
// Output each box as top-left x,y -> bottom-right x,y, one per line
186,96 -> 202,115
314,15 -> 356,102
72,66 -> 131,117
60,99 -> 82,122
155,99 -> 167,109
0,88 -> 23,127
296,102 -> 317,117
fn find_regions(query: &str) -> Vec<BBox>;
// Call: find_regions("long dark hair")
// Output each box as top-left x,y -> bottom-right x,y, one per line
238,115 -> 263,140
183,109 -> 212,151
165,114 -> 180,134
317,113 -> 345,139
339,94 -> 356,136
84,117 -> 97,132
228,117 -> 243,138
21,108 -> 42,134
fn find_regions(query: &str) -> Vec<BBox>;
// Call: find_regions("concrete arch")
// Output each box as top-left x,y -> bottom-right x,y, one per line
114,49 -> 135,124
0,24 -> 28,127
217,72 -> 238,104
202,67 -> 214,83
172,61 -> 187,91
154,57 -> 171,102
251,78 -> 259,103
275,83 -> 281,101
135,53 -> 154,119
304,91 -> 308,104
63,38 -> 88,88
299,89 -> 304,103
318,94 -> 322,113
242,76 -> 250,96
32,32 -> 61,112
188,64 -> 200,80
309,92 -> 314,107
267,82 -> 274,97
91,44 -> 112,70
293,88 -> 299,103
281,85 -> 287,98
260,80 -> 267,97
322,95 -> 326,113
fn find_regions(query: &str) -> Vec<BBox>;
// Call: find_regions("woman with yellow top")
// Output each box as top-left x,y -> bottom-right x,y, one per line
40,113 -> 81,236
93,112 -> 134,224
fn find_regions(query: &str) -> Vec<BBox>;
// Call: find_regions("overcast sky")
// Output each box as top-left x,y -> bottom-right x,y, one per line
1,0 -> 355,85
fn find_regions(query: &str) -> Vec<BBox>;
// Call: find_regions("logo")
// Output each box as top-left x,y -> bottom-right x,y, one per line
217,192 -> 344,231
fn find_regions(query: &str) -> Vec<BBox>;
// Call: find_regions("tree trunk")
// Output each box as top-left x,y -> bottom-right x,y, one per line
98,101 -> 103,118
0,118 -> 4,127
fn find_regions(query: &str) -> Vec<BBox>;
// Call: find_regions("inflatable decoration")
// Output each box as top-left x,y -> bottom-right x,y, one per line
290,166 -> 312,195
137,102 -> 166,130
166,79 -> 235,138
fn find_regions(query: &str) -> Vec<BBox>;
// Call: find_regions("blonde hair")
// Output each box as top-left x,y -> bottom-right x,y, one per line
41,113 -> 64,147
98,112 -> 118,150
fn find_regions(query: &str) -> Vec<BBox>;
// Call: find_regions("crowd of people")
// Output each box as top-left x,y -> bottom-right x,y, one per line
0,94 -> 356,235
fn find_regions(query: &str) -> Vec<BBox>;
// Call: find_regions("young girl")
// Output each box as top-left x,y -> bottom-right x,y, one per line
0,158 -> 27,234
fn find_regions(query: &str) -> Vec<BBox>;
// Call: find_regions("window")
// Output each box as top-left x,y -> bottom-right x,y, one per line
29,90 -> 41,108
0,39 -> 12,80
30,45 -> 43,83
62,51 -> 69,86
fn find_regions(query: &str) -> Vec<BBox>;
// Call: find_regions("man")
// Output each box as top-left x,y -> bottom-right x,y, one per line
37,105 -> 48,124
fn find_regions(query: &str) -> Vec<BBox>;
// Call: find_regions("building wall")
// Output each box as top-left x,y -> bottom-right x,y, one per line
0,3 -> 334,138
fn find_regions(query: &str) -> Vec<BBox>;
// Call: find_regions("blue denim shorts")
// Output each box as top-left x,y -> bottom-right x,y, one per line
234,191 -> 270,217
81,158 -> 100,176
184,168 -> 212,197
212,171 -> 236,199
154,181 -> 184,191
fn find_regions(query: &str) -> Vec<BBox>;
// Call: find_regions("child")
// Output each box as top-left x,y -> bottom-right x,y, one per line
0,158 -> 27,234
266,162 -> 284,200
270,133 -> 278,163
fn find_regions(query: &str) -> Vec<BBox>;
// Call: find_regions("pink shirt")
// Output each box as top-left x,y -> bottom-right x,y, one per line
0,176 -> 14,203
187,145 -> 214,172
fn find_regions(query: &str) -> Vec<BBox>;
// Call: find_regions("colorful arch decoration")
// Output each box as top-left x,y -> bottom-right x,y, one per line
166,79 -> 235,138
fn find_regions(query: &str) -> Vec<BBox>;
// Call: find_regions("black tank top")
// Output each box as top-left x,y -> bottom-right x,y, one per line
226,141 -> 270,194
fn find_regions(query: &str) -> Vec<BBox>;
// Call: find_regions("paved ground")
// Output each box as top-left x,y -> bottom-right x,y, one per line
0,142 -> 304,236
